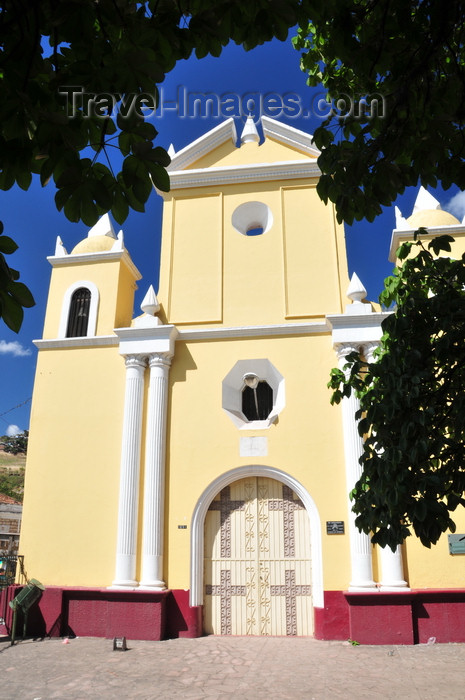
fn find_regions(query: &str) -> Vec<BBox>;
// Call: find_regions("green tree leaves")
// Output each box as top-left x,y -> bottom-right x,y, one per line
294,1 -> 465,224
329,234 -> 465,550
0,0 -> 310,330
0,223 -> 35,333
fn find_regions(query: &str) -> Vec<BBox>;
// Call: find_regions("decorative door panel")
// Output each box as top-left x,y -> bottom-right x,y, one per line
204,477 -> 313,636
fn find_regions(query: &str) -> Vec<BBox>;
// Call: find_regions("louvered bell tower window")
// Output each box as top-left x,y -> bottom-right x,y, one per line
66,287 -> 91,337
242,380 -> 273,422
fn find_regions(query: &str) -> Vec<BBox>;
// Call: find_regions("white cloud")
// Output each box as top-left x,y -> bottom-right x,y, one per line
446,191 -> 465,221
0,340 -> 32,357
6,424 -> 21,437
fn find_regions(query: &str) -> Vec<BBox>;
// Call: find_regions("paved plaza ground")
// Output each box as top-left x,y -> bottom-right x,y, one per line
1,634 -> 464,699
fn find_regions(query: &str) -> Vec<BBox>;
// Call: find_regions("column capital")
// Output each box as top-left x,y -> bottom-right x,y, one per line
148,352 -> 173,370
362,341 -> 379,363
335,342 -> 361,362
124,354 -> 147,370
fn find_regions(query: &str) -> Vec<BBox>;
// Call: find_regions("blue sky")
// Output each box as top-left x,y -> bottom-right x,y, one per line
1,35 -> 463,435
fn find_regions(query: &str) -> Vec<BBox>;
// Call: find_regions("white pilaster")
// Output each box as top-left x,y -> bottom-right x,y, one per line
139,352 -> 172,590
111,354 -> 146,588
362,342 -> 409,592
336,343 -> 377,591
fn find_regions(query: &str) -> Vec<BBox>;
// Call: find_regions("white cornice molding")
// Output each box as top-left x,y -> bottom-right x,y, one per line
326,311 -> 390,346
115,324 -> 178,357
165,160 -> 321,192
261,116 -> 320,157
47,249 -> 142,281
389,225 -> 465,262
34,335 -> 118,349
35,322 -> 329,349
177,321 -> 328,340
167,118 -> 237,172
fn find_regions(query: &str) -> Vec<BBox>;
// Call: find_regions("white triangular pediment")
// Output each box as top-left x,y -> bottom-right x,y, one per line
261,117 -> 320,158
163,117 -> 321,193
167,119 -> 238,172
167,117 -> 320,174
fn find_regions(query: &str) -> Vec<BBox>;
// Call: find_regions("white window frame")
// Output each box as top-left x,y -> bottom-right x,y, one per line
222,359 -> 285,429
58,280 -> 99,339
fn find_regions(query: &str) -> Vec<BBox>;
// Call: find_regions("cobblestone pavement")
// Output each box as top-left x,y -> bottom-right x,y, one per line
1,635 -> 464,700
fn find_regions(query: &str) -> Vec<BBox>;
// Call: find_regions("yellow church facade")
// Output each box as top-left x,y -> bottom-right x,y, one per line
8,117 -> 465,643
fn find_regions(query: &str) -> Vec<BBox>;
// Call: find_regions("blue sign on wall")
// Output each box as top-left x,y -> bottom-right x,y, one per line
448,534 -> 465,554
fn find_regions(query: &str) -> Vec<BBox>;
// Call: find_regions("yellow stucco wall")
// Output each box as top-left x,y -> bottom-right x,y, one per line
186,136 -> 315,170
20,346 -> 125,586
20,246 -> 140,586
19,120 -> 465,601
403,510 -> 465,589
159,180 -> 348,327
163,334 -> 350,591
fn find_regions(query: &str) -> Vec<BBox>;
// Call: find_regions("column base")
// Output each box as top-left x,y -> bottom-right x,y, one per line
379,583 -> 410,592
348,582 -> 378,592
109,580 -> 139,590
138,581 -> 166,591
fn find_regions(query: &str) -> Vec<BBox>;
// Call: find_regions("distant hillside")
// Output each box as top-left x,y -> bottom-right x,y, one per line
0,448 -> 26,501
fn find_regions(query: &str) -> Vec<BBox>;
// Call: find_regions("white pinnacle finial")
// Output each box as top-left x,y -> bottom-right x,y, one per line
111,229 -> 124,251
394,206 -> 409,230
412,186 -> 441,214
240,115 -> 260,145
347,272 -> 367,304
54,236 -> 68,256
87,213 -> 116,239
167,143 -> 176,158
141,285 -> 160,316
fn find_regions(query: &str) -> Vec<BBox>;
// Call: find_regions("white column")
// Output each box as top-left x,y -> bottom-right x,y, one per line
362,342 -> 409,592
111,355 -> 146,588
379,546 -> 409,590
336,343 -> 377,591
139,353 -> 172,590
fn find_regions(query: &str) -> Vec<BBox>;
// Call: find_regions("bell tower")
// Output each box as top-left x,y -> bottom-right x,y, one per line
42,214 -> 140,341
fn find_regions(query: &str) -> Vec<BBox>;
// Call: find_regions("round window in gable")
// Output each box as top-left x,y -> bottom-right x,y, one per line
232,201 -> 273,237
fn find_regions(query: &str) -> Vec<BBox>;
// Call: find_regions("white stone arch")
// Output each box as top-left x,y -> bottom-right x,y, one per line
58,280 -> 100,338
190,465 -> 323,609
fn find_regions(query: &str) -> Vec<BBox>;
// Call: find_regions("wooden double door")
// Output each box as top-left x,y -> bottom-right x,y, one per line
204,477 -> 313,636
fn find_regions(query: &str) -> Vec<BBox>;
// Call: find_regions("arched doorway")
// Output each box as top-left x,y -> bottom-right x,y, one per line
203,476 -> 313,636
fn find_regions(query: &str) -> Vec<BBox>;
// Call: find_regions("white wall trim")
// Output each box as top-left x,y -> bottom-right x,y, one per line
48,249 -> 142,281
389,224 -> 465,261
177,321 -> 328,340
37,321 -> 330,348
326,312 -> 389,346
261,116 -> 320,157
165,161 -> 321,192
190,465 -> 324,610
34,335 -> 118,349
167,118 -> 237,171
57,280 -> 100,339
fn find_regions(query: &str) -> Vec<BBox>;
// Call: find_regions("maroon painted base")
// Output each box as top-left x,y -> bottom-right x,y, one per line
0,586 -> 202,641
315,589 -> 465,644
3,585 -> 465,643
